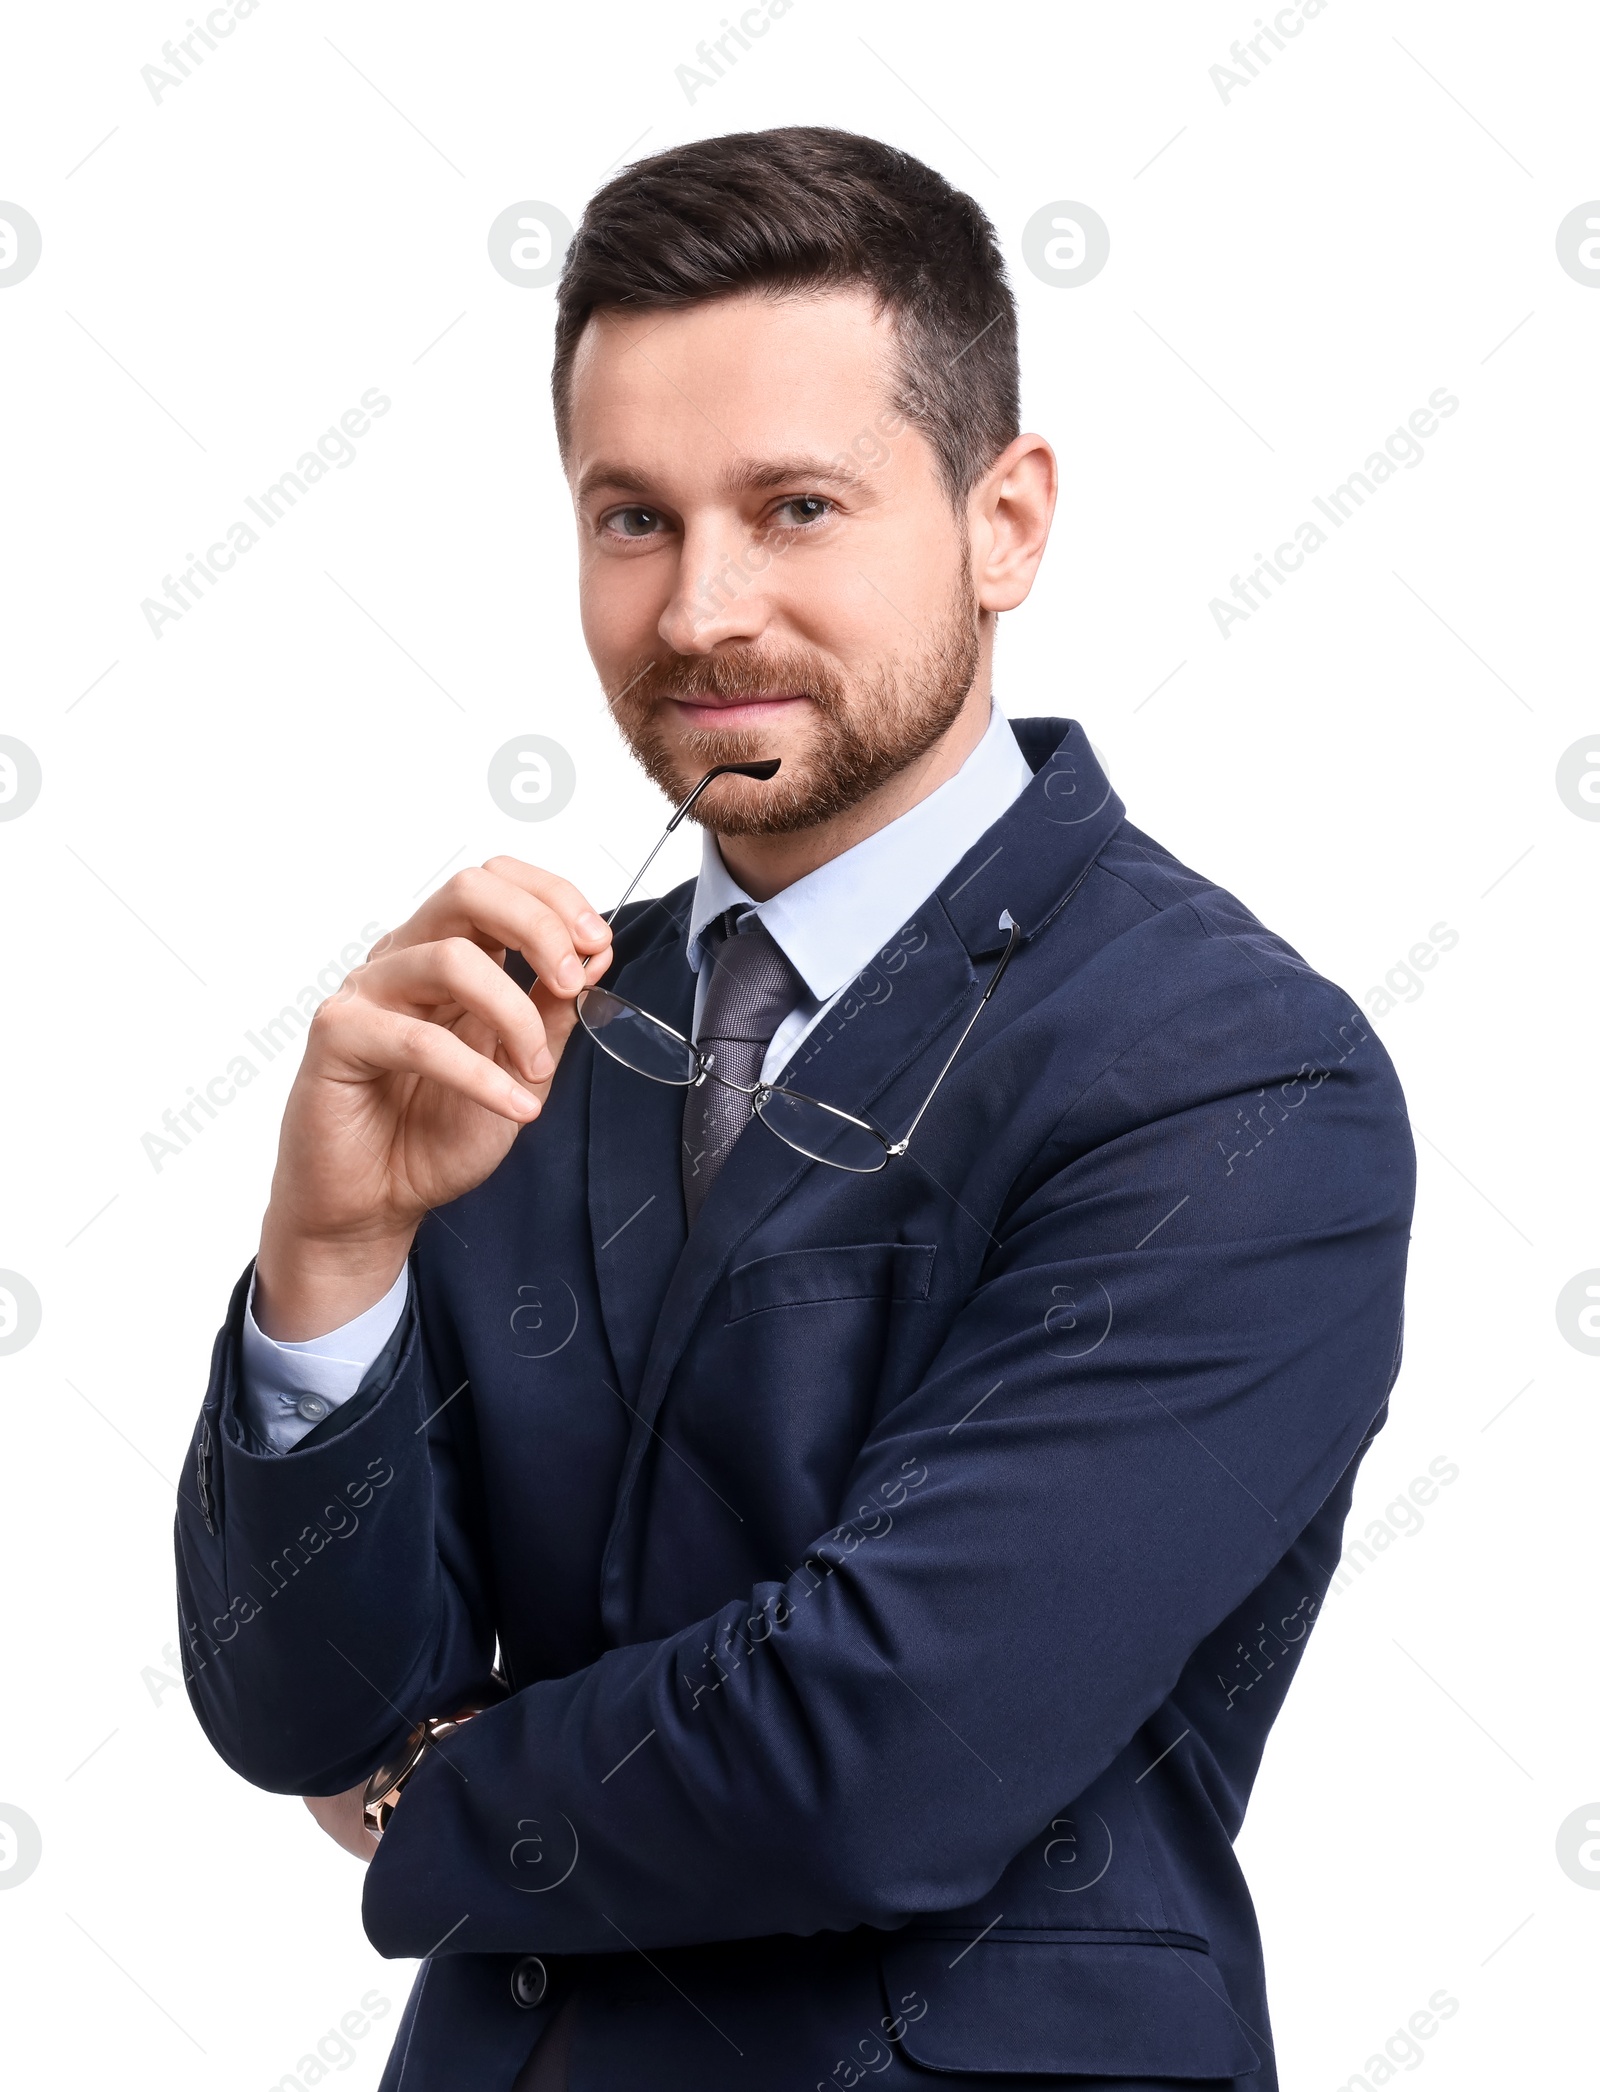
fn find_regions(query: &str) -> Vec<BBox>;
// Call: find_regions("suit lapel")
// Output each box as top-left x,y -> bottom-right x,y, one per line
584,913 -> 695,1402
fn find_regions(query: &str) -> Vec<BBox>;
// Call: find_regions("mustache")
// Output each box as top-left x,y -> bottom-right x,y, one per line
608,648 -> 847,710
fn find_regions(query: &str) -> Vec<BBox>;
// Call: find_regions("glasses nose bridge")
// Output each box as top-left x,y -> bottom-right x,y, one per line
694,1046 -> 765,1100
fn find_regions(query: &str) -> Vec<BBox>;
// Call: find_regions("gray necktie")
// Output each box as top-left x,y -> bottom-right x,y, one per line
682,912 -> 803,1224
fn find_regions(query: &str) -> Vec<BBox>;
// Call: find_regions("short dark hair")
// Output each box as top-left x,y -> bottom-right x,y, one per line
552,126 -> 1019,506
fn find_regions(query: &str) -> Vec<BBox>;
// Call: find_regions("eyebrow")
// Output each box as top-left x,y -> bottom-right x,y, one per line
723,454 -> 869,495
574,453 -> 871,507
573,462 -> 656,505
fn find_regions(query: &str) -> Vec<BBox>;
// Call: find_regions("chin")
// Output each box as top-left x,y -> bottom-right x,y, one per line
663,719 -> 816,795
690,778 -> 815,837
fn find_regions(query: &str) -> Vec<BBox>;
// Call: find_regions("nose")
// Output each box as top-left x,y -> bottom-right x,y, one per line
657,512 -> 774,656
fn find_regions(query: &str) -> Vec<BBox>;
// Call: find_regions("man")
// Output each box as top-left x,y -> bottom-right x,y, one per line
176,128 -> 1413,2092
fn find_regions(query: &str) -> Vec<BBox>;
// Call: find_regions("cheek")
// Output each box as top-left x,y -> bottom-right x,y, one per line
786,522 -> 963,662
579,547 -> 673,663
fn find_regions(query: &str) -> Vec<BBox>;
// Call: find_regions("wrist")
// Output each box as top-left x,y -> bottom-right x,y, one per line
254,1221 -> 414,1343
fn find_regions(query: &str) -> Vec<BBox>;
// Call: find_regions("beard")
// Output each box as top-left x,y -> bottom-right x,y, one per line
603,578 -> 983,837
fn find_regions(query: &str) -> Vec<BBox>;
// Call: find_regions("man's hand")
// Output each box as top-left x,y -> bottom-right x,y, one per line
303,1783 -> 375,1863
255,859 -> 612,1339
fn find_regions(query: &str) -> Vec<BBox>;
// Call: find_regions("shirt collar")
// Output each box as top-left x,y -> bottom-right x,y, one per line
685,703 -> 1034,1001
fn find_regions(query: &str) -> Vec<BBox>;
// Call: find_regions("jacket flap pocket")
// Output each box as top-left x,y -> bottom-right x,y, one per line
727,1243 -> 935,1323
879,1935 -> 1260,2080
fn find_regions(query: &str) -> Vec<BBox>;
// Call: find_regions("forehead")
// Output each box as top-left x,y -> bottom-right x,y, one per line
565,287 -> 902,485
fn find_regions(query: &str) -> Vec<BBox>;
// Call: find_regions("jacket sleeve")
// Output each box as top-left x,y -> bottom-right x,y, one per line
359,980 -> 1415,1958
173,1260 -> 498,1795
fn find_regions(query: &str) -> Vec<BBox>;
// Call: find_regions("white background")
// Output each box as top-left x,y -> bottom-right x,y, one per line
1,2 -> 1596,2086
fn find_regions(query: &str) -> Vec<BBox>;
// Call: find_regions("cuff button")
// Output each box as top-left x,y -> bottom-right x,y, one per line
510,1957 -> 548,2010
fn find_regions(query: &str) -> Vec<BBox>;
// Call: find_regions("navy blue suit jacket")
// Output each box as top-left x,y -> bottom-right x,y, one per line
176,720 -> 1414,2091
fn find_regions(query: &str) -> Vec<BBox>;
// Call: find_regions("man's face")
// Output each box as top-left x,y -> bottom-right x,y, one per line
565,289 -> 981,835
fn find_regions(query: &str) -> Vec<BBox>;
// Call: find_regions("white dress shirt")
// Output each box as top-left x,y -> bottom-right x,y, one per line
240,704 -> 1033,1452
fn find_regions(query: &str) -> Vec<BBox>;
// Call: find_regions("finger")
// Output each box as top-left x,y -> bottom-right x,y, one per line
476,862 -> 612,992
319,997 -> 546,1124
481,859 -> 611,952
528,937 -> 611,1044
358,935 -> 554,1084
392,866 -> 610,1000
411,860 -> 609,956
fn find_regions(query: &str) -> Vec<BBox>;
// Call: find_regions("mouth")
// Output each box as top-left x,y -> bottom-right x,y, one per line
666,692 -> 810,733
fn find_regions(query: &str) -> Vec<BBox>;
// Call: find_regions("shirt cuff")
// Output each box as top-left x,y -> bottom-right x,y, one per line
239,1264 -> 411,1455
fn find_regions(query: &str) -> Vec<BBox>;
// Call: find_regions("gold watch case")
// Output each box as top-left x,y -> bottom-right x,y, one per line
361,1704 -> 489,1843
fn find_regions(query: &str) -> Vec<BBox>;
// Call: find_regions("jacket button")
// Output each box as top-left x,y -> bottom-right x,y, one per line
510,1957 -> 548,2010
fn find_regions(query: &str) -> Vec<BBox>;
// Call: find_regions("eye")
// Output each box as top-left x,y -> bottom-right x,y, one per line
770,495 -> 833,528
602,506 -> 666,540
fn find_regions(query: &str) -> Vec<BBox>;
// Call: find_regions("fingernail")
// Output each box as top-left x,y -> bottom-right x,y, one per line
558,955 -> 585,990
576,910 -> 607,940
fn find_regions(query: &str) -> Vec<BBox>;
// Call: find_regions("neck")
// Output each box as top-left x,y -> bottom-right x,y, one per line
715,676 -> 993,903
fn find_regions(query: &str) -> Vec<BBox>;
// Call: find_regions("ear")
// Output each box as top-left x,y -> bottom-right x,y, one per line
968,434 -> 1057,613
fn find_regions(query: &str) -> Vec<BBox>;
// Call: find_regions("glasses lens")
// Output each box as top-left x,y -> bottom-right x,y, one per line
578,988 -> 699,1085
756,1087 -> 889,1172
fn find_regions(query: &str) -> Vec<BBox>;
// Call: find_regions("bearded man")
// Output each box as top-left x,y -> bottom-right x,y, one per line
176,127 -> 1414,2092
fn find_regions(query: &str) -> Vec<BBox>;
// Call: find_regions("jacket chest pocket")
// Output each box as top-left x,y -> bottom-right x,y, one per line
725,1241 -> 936,1323
660,1244 -> 938,1555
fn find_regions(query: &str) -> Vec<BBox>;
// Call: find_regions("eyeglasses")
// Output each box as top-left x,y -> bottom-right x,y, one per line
576,762 -> 1020,1174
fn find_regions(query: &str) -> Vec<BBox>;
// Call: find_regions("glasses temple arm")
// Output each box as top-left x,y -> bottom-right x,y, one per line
603,834 -> 672,929
603,762 -> 780,928
889,915 -> 1021,1154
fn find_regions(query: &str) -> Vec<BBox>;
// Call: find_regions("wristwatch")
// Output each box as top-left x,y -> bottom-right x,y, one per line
362,1703 -> 490,1843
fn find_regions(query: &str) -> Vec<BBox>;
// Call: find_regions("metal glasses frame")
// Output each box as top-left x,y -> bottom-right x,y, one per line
576,763 -> 1020,1174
